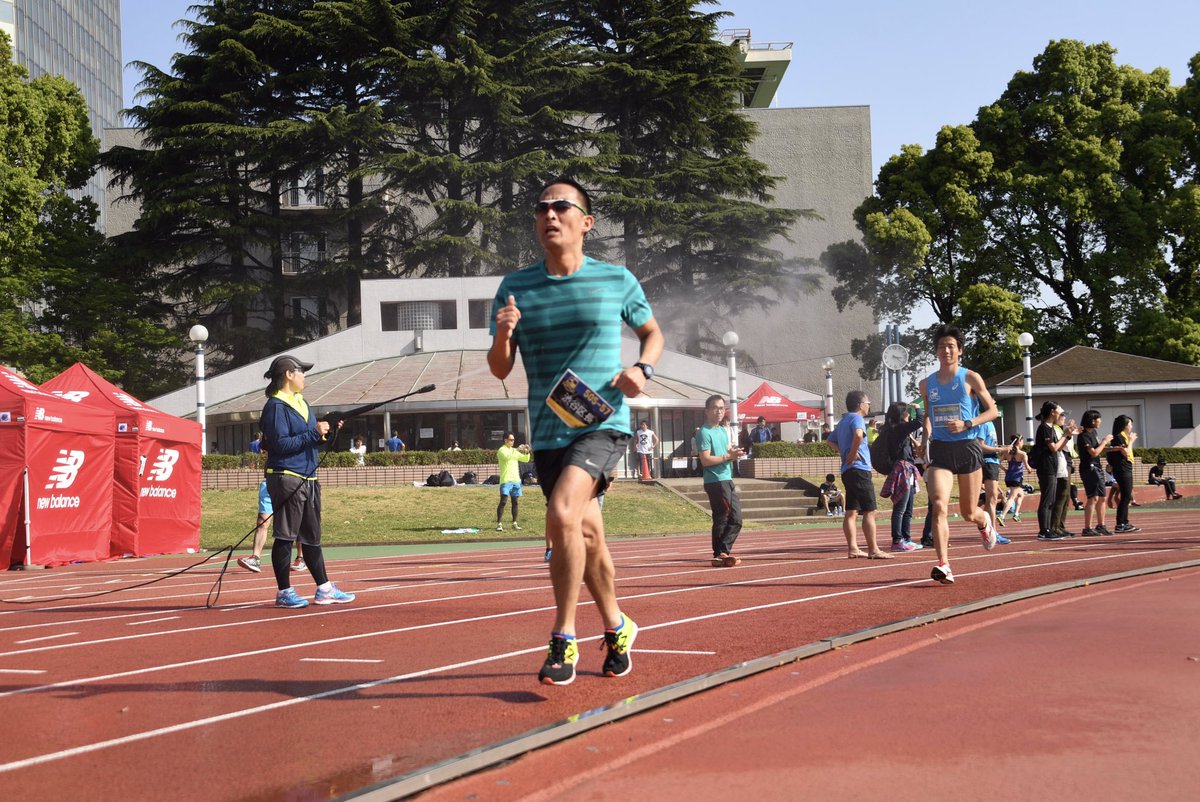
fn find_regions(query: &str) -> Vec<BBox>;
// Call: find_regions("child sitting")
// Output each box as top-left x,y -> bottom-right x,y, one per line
819,473 -> 845,516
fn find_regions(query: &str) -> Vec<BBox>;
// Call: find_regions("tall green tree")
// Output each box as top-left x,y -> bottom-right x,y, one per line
384,0 -> 587,277
554,0 -> 810,358
973,40 -> 1175,351
1,33 -> 180,393
825,39 -> 1200,377
106,0 -> 421,366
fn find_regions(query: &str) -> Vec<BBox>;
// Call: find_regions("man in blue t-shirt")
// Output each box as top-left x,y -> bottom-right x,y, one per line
831,390 -> 891,560
385,431 -> 405,453
489,177 -> 664,687
696,394 -> 746,567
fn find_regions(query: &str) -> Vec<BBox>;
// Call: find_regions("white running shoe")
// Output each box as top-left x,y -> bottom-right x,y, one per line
931,564 -> 955,584
980,518 -> 998,550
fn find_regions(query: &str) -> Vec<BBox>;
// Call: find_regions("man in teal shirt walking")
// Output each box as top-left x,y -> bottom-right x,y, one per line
696,394 -> 746,567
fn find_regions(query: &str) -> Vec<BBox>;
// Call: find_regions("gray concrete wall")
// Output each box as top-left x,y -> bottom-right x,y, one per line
736,105 -> 876,409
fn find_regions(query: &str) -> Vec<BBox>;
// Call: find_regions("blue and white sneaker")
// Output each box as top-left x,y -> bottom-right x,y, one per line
275,588 -> 308,609
995,533 -> 1011,545
314,583 -> 355,605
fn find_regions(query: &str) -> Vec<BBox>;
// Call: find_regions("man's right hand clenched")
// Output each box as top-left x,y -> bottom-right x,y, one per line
495,294 -> 521,337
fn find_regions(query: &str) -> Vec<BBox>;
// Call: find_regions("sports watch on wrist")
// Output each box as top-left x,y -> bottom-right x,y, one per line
634,362 -> 654,380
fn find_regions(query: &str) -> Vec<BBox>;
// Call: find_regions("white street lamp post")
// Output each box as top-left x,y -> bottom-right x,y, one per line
189,324 -> 209,455
722,331 -> 739,439
1018,332 -> 1035,440
822,357 -> 835,432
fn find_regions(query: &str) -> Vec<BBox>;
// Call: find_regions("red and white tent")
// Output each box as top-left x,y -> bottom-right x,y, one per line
43,363 -> 202,558
0,365 -> 116,567
737,382 -> 823,424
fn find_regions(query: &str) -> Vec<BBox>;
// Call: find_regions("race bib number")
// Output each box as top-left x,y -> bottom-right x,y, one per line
546,369 -> 614,429
932,404 -> 959,428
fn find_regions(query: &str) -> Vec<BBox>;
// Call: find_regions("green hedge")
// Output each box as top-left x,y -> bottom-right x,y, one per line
364,448 -> 498,467
751,441 -> 838,458
202,454 -> 244,470
1135,447 -> 1200,464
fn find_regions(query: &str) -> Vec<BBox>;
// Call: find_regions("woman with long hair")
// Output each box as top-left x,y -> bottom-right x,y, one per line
1106,414 -> 1140,533
880,401 -> 924,551
999,435 -> 1027,524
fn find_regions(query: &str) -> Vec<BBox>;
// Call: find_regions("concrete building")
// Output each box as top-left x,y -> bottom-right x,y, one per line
3,0 -> 122,228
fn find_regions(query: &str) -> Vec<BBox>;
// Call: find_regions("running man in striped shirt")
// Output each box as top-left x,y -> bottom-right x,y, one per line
489,178 -> 663,686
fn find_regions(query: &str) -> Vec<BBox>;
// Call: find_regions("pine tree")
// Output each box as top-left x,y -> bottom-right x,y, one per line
551,0 -> 810,357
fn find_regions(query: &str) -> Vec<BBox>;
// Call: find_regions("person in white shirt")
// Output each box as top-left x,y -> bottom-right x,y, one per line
349,436 -> 367,466
635,420 -> 658,478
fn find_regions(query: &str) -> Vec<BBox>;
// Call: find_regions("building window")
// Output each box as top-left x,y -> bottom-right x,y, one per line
282,170 -> 328,207
468,299 -> 494,329
283,232 -> 326,275
381,300 -> 457,332
1169,403 -> 1194,430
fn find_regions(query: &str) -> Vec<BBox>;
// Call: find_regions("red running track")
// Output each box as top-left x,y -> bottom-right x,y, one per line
0,511 -> 1197,801
424,567 -> 1200,802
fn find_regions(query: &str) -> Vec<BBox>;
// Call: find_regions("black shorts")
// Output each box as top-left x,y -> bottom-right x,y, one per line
533,430 -> 630,499
1080,463 -> 1106,498
928,439 -> 982,475
265,473 -> 322,546
842,469 -> 877,512
1004,479 -> 1024,489
982,461 -> 1001,482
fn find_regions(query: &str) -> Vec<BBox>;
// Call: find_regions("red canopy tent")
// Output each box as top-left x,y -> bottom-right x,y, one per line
43,363 -> 202,558
0,365 -> 116,567
737,382 -> 823,424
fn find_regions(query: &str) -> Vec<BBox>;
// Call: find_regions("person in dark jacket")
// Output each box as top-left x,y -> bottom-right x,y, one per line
260,354 -> 355,609
880,402 -> 924,551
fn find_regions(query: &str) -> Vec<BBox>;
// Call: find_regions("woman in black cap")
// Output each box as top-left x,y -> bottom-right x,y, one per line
260,354 -> 355,608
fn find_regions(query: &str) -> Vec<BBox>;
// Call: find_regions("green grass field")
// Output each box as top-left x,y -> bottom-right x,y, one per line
201,481 -> 714,550
202,473 -> 1023,552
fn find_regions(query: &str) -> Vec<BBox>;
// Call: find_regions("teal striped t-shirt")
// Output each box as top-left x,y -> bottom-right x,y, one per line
492,256 -> 653,451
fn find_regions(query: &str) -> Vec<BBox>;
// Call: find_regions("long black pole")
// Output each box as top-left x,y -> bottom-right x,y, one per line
322,383 -> 436,450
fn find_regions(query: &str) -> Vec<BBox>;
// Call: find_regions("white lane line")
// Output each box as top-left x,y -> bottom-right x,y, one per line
0,668 -> 46,674
0,644 -> 547,775
0,539 -> 1186,659
299,658 -> 383,664
636,649 -> 716,655
6,545 -> 1175,775
1,608 -> 210,633
14,632 -> 78,644
0,546 -> 1178,703
126,617 -> 180,627
0,529 -> 831,604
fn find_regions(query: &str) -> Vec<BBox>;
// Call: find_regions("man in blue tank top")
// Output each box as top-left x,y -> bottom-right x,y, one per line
919,324 -> 1000,585
489,178 -> 663,686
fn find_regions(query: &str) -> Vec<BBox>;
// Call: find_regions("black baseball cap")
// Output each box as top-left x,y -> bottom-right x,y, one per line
264,354 -> 314,378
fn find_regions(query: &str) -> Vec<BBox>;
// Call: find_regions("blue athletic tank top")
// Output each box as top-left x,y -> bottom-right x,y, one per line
927,366 -> 979,442
981,421 -> 1000,464
1005,457 -> 1024,484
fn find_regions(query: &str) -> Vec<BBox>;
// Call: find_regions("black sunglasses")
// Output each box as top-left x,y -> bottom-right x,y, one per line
534,199 -> 589,215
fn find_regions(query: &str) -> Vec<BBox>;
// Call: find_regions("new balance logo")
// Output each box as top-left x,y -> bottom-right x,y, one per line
147,449 -> 180,482
51,390 -> 90,403
45,450 -> 85,489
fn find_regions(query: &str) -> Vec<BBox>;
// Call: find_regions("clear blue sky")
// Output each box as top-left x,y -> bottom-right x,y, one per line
120,0 -> 1200,176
